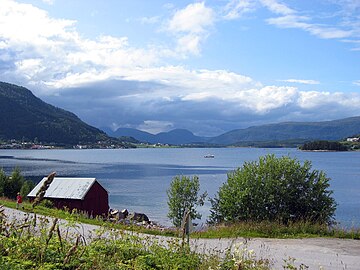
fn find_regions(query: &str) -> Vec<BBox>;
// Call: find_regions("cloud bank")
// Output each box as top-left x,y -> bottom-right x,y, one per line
0,0 -> 359,136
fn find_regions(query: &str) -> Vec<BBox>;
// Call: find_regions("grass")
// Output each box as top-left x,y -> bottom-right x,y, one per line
0,204 -> 278,270
194,221 -> 360,240
0,198 -> 179,237
2,197 -> 360,240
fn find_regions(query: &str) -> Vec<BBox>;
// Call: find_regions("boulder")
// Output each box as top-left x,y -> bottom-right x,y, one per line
127,212 -> 149,223
118,209 -> 129,220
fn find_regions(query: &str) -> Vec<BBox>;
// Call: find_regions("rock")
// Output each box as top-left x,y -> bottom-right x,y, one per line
127,212 -> 149,223
118,209 -> 129,220
110,209 -> 119,215
108,208 -> 129,221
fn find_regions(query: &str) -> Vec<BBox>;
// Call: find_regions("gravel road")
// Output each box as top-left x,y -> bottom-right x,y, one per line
3,207 -> 359,269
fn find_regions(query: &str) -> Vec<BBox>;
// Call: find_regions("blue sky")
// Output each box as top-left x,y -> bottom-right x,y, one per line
1,0 -> 360,136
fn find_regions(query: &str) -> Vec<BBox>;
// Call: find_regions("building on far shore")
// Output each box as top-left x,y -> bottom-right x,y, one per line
28,177 -> 109,217
346,137 -> 360,142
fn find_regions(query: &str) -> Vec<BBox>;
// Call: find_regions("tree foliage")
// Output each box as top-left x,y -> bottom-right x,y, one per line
0,167 -> 35,200
209,155 -> 337,225
299,140 -> 348,151
167,175 -> 206,227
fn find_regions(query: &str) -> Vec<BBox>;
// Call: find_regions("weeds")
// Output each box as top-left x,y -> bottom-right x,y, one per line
0,204 -> 275,269
193,220 -> 360,239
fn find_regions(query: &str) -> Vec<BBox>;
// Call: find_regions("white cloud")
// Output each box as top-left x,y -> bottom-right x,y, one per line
222,0 -> 358,44
15,58 -> 45,79
354,80 -> 360,86
297,91 -> 360,109
176,34 -> 202,55
0,0 -> 76,44
167,2 -> 214,34
166,2 -> 215,56
0,0 -> 161,88
260,0 -> 295,15
267,14 -> 353,39
343,39 -> 360,50
138,120 -> 174,134
223,0 -> 258,20
261,0 -> 359,42
233,86 -> 298,113
42,0 -> 54,5
279,79 -> 320,85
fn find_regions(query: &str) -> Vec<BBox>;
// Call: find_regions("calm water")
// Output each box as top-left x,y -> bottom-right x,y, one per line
0,148 -> 359,227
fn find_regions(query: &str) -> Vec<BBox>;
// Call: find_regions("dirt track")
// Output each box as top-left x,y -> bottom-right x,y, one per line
4,207 -> 360,269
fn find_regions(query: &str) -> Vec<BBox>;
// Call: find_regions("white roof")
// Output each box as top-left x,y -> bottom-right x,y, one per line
27,177 -> 101,200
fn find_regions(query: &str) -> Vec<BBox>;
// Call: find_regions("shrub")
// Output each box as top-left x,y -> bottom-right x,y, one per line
167,175 -> 207,227
209,154 -> 337,225
39,199 -> 54,208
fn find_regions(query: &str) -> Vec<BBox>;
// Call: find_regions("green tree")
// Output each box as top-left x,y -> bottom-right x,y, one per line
0,169 -> 6,197
4,167 -> 25,199
20,180 -> 35,199
167,175 -> 207,227
300,140 -> 348,151
209,155 -> 336,225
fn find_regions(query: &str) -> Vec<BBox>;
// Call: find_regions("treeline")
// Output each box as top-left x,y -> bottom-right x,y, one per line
0,168 -> 35,200
299,140 -> 348,151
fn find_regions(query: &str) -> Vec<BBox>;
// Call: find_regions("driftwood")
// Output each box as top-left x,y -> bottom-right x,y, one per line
32,172 -> 56,208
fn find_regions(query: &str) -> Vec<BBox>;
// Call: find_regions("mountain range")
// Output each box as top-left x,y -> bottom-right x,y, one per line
104,117 -> 360,146
1,81 -> 360,147
103,127 -> 207,145
0,81 -> 112,145
209,117 -> 360,145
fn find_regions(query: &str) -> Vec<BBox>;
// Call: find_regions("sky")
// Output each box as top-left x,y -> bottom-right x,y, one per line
1,0 -> 360,136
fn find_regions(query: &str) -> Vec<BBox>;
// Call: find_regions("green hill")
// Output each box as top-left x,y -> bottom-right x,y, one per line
0,82 -> 111,145
209,117 -> 360,145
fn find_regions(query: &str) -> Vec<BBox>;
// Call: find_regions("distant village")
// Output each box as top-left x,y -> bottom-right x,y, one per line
0,139 -> 132,149
1,135 -> 359,150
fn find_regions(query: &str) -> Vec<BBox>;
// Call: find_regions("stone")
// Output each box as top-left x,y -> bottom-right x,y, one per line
127,212 -> 150,223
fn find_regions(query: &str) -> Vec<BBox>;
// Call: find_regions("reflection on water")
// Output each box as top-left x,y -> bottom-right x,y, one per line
0,148 -> 359,227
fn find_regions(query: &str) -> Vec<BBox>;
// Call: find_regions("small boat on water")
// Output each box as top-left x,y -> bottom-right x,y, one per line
204,154 -> 215,158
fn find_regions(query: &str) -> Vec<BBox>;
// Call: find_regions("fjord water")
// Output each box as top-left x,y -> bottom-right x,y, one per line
1,148 -> 359,227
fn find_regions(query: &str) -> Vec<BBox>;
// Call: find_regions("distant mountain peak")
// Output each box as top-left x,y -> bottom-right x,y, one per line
104,127 -> 206,145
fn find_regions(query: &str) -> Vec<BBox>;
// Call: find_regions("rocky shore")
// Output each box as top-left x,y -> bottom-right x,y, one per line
108,208 -> 170,231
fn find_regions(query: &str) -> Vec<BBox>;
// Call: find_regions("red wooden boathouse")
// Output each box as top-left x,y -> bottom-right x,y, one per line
28,177 -> 109,217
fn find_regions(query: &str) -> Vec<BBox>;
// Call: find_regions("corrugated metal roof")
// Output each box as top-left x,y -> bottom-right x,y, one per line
27,177 -> 99,200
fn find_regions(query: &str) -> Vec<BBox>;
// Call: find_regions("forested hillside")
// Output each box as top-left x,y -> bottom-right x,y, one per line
0,82 -> 111,145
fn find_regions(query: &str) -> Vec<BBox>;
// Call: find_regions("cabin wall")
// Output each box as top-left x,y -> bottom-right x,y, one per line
28,181 -> 109,217
82,181 -> 109,217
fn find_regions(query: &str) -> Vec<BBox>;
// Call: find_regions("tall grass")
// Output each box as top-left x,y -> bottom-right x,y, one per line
0,204 -> 282,270
193,220 -> 360,239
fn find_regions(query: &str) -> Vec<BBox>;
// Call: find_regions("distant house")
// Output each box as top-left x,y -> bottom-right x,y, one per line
347,137 -> 360,142
28,177 -> 109,217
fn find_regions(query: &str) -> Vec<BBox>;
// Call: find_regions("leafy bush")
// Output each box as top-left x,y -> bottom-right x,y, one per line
209,155 -> 337,225
167,175 -> 207,227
